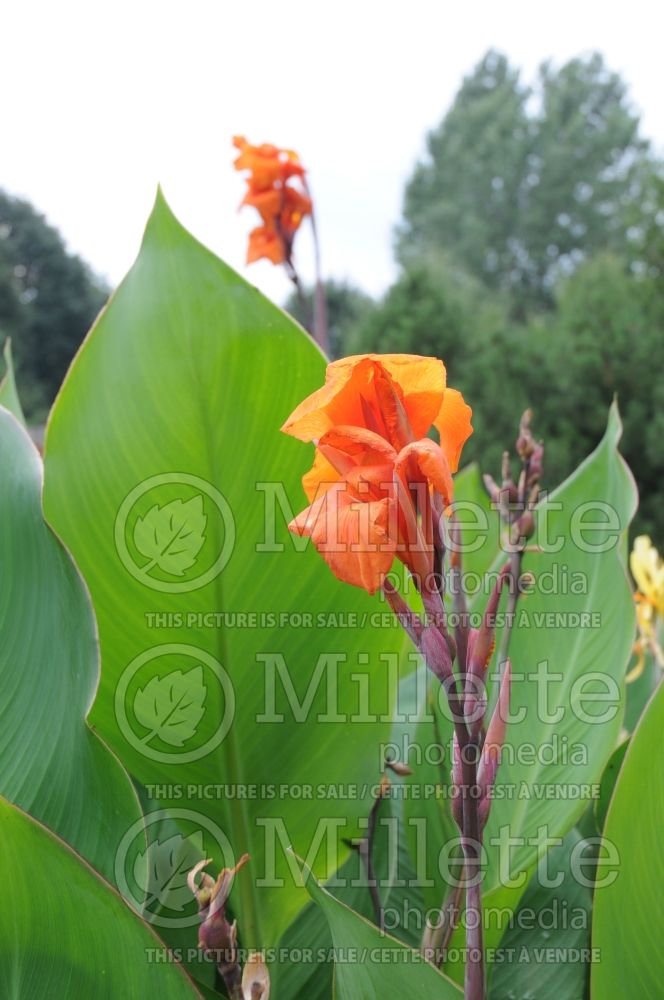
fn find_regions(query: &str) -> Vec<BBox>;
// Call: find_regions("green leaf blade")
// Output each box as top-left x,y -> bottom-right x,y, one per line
42,191 -> 403,946
0,407 -> 143,886
296,856 -> 463,999
0,798 -> 201,1000
592,682 -> 664,997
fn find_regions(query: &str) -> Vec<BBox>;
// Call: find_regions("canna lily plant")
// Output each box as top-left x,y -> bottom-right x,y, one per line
280,353 -> 538,1000
0,192 -> 656,1000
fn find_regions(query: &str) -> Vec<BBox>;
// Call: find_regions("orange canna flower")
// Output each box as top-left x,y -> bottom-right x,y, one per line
233,136 -> 311,267
233,137 -> 304,189
281,354 -> 473,593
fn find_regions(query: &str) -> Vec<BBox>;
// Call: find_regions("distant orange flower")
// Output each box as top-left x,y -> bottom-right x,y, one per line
233,136 -> 311,266
281,354 -> 473,593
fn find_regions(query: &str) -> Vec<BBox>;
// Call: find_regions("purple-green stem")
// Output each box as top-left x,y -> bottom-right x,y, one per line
386,492 -> 489,996
447,675 -> 485,1000
420,579 -> 485,1000
438,520 -> 485,995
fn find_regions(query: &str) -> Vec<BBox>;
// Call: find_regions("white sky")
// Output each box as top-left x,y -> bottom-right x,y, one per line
2,0 -> 662,303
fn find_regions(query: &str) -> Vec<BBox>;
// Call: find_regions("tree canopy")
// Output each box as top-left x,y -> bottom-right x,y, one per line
0,190 -> 107,416
332,50 -> 663,541
396,50 -> 653,314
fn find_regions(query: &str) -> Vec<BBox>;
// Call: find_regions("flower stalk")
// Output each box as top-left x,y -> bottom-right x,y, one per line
280,354 -> 535,1000
188,854 -> 265,1000
233,136 -> 328,352
485,409 -> 543,692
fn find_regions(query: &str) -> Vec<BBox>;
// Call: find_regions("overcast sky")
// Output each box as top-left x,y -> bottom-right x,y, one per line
3,1 -> 662,304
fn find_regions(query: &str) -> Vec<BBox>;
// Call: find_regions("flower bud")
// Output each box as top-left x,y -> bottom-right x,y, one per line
511,510 -> 535,545
516,409 -> 535,460
477,662 -> 511,830
483,473 -> 501,507
420,625 -> 453,685
188,855 -> 250,955
527,442 -> 544,486
466,562 -> 510,683
463,673 -> 487,736
242,951 -> 270,1000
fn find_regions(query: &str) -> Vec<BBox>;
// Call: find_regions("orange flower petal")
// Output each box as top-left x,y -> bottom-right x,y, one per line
371,363 -> 413,450
280,186 -> 312,237
373,354 -> 447,437
319,426 -> 397,465
303,427 -> 396,503
433,387 -> 473,473
281,357 -> 379,441
330,354 -> 446,438
281,354 -> 446,445
234,137 -> 306,191
289,487 -> 396,594
302,449 -> 340,502
246,225 -> 285,265
282,185 -> 312,215
345,463 -> 395,500
242,188 -> 283,219
395,438 -> 454,507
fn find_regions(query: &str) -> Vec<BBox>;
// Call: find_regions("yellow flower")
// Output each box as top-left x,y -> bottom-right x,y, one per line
628,535 -> 664,681
630,535 -> 664,616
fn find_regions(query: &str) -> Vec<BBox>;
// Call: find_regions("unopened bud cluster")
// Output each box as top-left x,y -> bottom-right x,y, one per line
188,856 -> 270,1000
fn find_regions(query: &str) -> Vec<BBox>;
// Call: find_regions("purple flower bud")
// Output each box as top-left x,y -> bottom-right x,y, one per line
477,662 -> 512,830
420,625 -> 453,685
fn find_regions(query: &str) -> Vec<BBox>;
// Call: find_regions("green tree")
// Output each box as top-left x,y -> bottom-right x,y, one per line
397,51 -> 531,300
0,190 -> 107,416
397,50 -> 653,314
549,253 -> 664,540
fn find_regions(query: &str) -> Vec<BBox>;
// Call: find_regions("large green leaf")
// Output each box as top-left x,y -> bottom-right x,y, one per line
594,737 -> 629,833
0,406 -> 143,884
592,681 -> 664,997
0,798 -> 201,999
488,829 -> 592,999
482,402 -> 636,885
299,859 -> 462,999
624,647 -> 660,732
42,192 -> 402,948
275,790 -> 425,998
